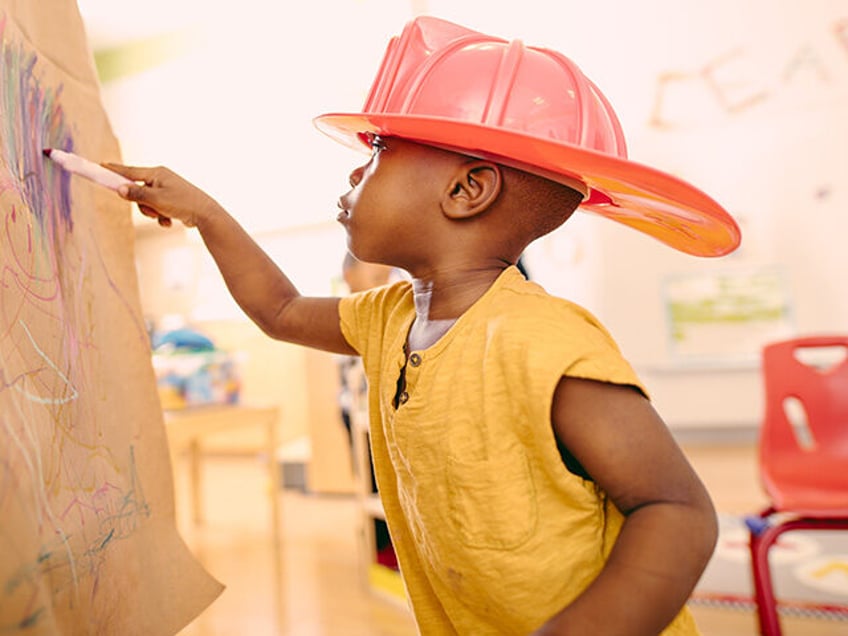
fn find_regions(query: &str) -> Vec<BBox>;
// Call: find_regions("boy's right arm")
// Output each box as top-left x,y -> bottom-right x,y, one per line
107,164 -> 356,356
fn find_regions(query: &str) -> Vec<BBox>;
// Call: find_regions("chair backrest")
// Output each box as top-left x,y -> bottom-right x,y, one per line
760,335 -> 848,495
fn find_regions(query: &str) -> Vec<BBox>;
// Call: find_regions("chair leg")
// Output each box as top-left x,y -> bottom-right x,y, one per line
747,515 -> 848,635
748,521 -> 783,635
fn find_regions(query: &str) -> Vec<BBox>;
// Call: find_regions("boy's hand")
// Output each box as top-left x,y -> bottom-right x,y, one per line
103,163 -> 220,229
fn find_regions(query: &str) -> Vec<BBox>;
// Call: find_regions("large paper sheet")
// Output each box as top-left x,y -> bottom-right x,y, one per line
0,1 -> 223,633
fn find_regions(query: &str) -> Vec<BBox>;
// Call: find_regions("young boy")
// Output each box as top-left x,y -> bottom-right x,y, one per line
108,16 -> 740,636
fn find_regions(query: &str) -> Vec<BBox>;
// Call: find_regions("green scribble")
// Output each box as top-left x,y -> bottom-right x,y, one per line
18,607 -> 45,629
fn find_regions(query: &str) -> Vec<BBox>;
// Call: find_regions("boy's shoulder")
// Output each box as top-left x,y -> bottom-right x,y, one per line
341,278 -> 413,312
493,270 -> 607,332
486,272 -> 643,393
338,278 -> 415,340
410,271 -> 618,367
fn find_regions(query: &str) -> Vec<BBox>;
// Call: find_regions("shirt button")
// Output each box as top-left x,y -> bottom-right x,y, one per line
398,391 -> 409,405
409,353 -> 422,367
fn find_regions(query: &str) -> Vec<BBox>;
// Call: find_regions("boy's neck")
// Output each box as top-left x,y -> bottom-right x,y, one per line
408,280 -> 456,349
409,263 -> 509,321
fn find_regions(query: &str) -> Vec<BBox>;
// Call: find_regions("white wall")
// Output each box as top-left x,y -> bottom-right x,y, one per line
82,0 -> 848,431
83,0 -> 413,233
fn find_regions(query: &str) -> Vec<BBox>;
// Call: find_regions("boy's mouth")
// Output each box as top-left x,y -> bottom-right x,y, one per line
336,199 -> 350,224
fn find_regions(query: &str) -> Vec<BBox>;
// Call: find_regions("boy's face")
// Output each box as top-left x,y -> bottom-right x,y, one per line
336,135 -> 461,268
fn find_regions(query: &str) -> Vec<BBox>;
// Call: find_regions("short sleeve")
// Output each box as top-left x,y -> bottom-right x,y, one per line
338,281 -> 412,359
510,299 -> 650,434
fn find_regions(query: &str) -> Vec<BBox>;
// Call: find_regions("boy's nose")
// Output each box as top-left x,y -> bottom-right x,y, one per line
348,165 -> 365,188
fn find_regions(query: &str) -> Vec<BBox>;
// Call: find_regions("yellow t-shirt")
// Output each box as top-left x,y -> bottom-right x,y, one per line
339,266 -> 700,635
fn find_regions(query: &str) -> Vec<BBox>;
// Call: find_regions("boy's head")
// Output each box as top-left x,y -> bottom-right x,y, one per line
316,16 -> 740,258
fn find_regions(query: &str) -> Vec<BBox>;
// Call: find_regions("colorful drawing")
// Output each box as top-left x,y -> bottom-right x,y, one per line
0,3 -> 221,634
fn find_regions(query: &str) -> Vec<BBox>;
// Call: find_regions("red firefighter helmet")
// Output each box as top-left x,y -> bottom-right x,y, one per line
315,16 -> 740,256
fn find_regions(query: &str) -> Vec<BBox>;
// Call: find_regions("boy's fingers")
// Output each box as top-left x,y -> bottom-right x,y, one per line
139,204 -> 173,228
138,204 -> 158,218
107,163 -> 184,228
102,163 -> 152,182
117,182 -> 149,202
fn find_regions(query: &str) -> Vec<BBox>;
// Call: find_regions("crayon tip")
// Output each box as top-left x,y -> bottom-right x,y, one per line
42,148 -> 52,157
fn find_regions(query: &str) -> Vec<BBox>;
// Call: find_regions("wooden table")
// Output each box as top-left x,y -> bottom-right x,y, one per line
163,404 -> 281,546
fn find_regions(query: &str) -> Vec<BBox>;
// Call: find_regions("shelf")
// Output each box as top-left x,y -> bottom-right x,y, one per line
344,359 -> 401,606
363,494 -> 385,520
367,563 -> 406,606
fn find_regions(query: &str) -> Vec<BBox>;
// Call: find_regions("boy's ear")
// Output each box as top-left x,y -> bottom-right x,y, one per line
442,161 -> 502,220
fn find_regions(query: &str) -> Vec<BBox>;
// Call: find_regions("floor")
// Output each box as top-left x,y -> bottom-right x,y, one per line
172,442 -> 845,636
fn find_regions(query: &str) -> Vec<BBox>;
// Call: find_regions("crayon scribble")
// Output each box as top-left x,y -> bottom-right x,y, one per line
0,12 -> 152,632
0,15 -> 74,233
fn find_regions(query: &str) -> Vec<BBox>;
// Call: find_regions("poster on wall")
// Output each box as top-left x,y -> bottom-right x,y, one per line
0,2 -> 222,634
662,267 -> 795,364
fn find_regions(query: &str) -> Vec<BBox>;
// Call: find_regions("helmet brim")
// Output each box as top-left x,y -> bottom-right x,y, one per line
314,112 -> 741,257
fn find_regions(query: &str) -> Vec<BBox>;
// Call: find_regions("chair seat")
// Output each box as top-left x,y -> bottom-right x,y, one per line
762,472 -> 848,517
764,474 -> 848,515
769,492 -> 848,516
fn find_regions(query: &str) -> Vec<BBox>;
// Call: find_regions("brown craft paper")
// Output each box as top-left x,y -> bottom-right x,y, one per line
0,1 -> 223,633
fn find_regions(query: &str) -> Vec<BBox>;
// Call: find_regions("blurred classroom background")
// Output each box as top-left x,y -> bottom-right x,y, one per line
76,1 -> 848,634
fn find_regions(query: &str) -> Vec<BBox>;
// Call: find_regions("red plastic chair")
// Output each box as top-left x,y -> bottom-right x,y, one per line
746,335 -> 848,635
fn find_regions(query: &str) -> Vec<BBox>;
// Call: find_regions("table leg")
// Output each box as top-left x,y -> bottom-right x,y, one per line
267,415 -> 281,548
189,438 -> 203,525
